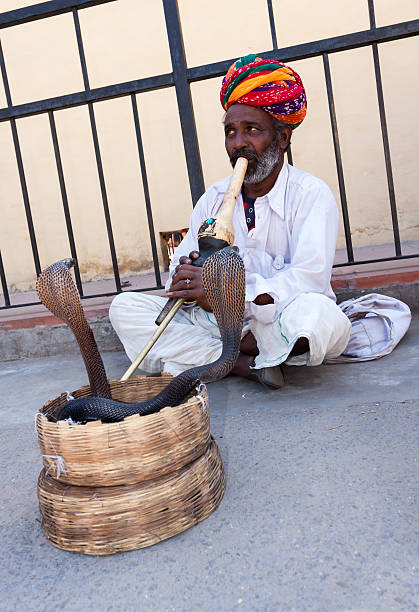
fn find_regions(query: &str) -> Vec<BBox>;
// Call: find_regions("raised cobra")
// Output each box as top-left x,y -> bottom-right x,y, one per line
36,258 -> 111,399
36,248 -> 245,423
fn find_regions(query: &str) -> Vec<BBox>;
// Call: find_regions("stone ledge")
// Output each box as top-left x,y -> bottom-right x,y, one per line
1,281 -> 418,362
0,316 -> 123,362
335,281 -> 419,309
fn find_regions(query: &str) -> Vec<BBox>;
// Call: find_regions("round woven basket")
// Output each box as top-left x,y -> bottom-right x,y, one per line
38,439 -> 225,555
36,374 -> 210,486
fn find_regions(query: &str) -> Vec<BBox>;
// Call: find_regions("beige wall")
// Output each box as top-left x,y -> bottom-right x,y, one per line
0,0 -> 418,292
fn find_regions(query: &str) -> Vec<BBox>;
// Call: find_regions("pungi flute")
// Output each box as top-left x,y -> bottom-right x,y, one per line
121,157 -> 248,381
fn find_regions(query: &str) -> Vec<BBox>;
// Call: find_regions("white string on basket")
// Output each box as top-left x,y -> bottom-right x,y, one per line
44,439 -> 68,478
64,391 -> 81,424
43,454 -> 68,479
65,417 -> 82,425
195,383 -> 207,412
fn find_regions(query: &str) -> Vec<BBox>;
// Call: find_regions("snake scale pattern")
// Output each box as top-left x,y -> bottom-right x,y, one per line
36,249 -> 245,423
36,258 -> 111,400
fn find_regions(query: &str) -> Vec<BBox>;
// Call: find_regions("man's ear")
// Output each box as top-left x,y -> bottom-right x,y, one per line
279,126 -> 292,152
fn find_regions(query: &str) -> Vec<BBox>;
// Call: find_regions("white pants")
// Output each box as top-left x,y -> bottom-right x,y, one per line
109,292 -> 351,377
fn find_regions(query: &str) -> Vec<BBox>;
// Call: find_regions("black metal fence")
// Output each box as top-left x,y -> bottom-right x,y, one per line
0,0 -> 418,310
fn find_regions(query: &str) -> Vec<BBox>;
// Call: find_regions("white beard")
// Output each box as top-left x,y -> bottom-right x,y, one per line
243,137 -> 281,184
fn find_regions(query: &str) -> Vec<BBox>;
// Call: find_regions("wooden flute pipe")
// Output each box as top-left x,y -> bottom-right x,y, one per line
155,156 -> 249,326
120,157 -> 248,381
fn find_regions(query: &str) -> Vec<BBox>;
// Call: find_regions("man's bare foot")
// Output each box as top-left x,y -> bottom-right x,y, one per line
230,350 -> 285,389
230,352 -> 254,378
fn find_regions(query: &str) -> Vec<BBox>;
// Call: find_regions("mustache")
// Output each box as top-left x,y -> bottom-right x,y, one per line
230,149 -> 259,166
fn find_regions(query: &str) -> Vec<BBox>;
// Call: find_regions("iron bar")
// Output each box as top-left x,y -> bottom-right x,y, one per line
9,119 -> 42,276
0,74 -> 174,122
368,0 -> 376,30
77,286 -> 165,299
0,0 -> 117,30
333,253 -> 419,268
87,101 -> 121,292
268,0 -> 290,164
323,52 -> 354,263
2,248 -> 419,311
48,110 -> 83,295
0,250 -> 10,307
187,19 -> 419,82
371,43 -> 401,256
267,0 -> 278,49
131,94 -> 162,287
72,5 -> 121,291
0,301 -> 40,310
73,8 -> 90,90
0,20 -> 416,122
162,0 -> 205,205
368,2 -> 401,255
0,282 -> 165,310
0,40 -> 12,107
0,41 -> 41,276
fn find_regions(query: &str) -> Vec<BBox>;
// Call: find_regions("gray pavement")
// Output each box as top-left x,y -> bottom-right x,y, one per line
0,318 -> 418,611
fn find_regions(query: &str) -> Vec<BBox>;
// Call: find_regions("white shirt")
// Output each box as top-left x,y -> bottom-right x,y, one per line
167,162 -> 339,323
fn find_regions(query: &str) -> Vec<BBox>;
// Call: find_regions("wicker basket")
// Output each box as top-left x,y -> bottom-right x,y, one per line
38,439 -> 225,555
36,374 -> 210,487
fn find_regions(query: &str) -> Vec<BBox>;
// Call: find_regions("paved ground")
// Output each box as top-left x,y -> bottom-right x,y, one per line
0,318 -> 418,611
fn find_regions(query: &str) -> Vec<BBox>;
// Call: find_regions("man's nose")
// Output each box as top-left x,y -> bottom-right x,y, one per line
232,130 -> 248,151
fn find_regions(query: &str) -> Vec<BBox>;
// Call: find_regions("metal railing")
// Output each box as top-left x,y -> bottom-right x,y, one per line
0,0 -> 418,310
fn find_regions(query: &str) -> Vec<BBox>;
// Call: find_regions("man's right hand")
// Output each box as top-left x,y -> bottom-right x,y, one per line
166,251 -> 212,312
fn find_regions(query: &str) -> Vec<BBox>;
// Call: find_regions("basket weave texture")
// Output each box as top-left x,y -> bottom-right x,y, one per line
38,439 -> 225,555
36,374 -> 210,486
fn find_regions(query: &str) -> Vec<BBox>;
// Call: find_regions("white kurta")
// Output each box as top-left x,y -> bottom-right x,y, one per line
166,162 -> 339,324
109,163 -> 351,376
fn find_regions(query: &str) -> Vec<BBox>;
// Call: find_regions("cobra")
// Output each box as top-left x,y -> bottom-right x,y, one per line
36,249 -> 245,424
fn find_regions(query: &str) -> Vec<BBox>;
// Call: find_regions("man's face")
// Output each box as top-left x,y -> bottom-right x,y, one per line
224,104 -> 281,184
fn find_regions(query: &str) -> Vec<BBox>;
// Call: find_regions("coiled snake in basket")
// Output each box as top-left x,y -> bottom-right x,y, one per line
36,248 -> 245,423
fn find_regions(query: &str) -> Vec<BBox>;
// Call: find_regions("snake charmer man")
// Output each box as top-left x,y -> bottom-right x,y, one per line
109,54 -> 351,389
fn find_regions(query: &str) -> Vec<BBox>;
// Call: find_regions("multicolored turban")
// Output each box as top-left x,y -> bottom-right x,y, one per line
220,53 -> 307,129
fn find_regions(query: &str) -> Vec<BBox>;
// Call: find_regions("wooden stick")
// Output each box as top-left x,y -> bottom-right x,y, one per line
120,298 -> 183,381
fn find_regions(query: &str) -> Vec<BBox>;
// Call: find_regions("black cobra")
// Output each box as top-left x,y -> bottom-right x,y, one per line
36,248 -> 245,423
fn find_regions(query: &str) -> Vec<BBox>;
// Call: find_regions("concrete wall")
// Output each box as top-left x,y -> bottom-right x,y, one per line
0,0 -> 418,292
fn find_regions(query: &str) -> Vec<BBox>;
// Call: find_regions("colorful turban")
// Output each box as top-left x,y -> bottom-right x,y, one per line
220,53 -> 307,129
